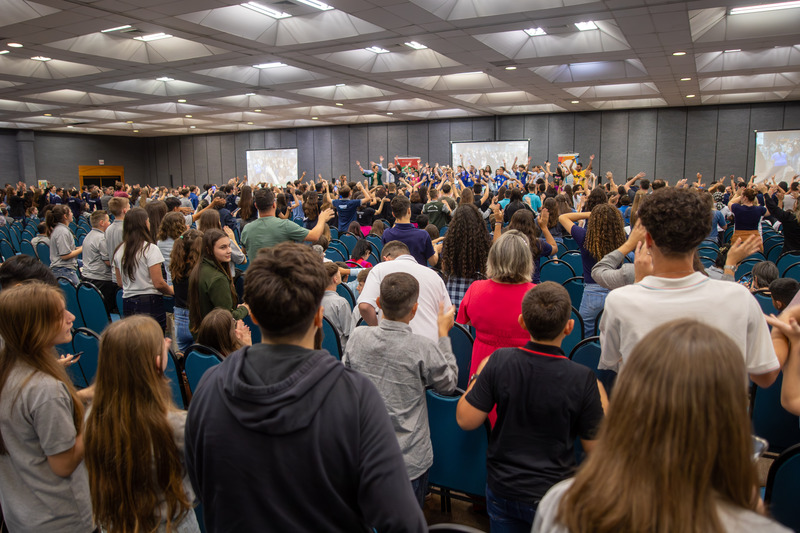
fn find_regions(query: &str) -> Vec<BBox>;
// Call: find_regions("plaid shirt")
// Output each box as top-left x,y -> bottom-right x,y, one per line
446,276 -> 474,312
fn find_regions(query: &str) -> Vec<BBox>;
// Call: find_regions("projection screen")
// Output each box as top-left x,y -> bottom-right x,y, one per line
451,140 -> 530,171
754,130 -> 800,183
246,148 -> 298,186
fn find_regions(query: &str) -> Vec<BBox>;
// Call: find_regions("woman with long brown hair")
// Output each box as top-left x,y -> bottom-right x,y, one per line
145,200 -> 168,243
196,308 -> 252,357
559,204 -> 626,336
0,283 -> 93,533
628,188 -> 647,228
188,229 -> 249,335
533,319 -> 788,533
157,211 -> 187,284
85,315 -> 199,533
170,229 -> 202,354
198,209 -> 246,268
238,185 -> 256,228
440,203 -> 491,309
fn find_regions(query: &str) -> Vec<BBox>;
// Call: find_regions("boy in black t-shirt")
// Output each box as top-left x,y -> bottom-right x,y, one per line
456,282 -> 604,533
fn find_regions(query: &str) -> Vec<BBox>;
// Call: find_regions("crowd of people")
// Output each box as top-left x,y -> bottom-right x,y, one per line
1,157 -> 799,533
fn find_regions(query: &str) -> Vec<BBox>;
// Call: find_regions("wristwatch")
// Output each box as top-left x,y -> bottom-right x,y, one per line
469,373 -> 479,386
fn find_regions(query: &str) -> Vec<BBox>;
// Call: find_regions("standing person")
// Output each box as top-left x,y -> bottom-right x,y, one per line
106,196 -> 129,286
169,229 -> 202,354
533,320 -> 789,533
0,283 -> 94,533
729,187 -> 766,252
457,283 -> 604,533
439,203 -> 491,310
184,243 -> 426,532
84,316 -> 199,533
333,183 -> 373,234
382,195 -> 441,266
81,210 -> 117,313
156,212 -> 187,285
422,188 -> 452,231
456,230 -> 536,377
188,229 -> 249,335
46,205 -> 82,285
113,207 -> 173,332
195,308 -> 251,357
494,208 -> 557,284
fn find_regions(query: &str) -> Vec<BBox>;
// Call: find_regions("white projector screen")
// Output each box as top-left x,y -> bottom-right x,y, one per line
451,140 -> 530,172
246,148 -> 298,186
754,130 -> 800,183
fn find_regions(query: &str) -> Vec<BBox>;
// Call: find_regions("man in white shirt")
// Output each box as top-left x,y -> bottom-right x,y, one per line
358,240 -> 451,343
599,187 -> 782,389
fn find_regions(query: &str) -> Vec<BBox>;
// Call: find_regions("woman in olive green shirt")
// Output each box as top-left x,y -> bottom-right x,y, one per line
188,228 -> 249,335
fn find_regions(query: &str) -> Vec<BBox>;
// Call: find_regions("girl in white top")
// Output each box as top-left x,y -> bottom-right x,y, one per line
85,315 -> 199,532
113,207 -> 173,332
0,283 -> 94,533
46,204 -> 82,285
532,318 -> 790,533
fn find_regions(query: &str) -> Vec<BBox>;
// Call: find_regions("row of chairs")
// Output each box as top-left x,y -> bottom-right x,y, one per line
57,278 -> 119,333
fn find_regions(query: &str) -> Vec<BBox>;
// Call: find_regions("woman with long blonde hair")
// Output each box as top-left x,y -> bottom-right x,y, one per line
0,283 -> 93,532
85,315 -> 199,533
533,319 -> 788,533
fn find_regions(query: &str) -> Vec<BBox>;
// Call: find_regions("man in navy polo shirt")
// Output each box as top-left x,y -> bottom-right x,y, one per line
382,195 -> 440,266
333,182 -> 372,233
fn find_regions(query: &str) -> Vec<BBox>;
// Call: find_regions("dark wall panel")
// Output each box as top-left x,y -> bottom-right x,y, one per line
449,119 -> 472,142
785,104 -> 800,129
248,131 -> 265,150
600,111 -> 628,179
685,107 -> 718,180
387,123 -> 408,160
220,134 -> 236,181
349,126 -> 369,173
234,132 -> 249,178
627,109 -> 657,179
407,122 -> 429,164
296,128 -> 314,181
331,126 -> 349,179
167,137 -> 181,186
472,118 -> 494,141
499,116 -> 524,140
313,127 -> 332,181
265,130 -> 280,148
428,121 -> 450,165
715,106 -> 750,180
368,124 -> 388,160
192,135 -> 208,184
524,115 -> 549,164
573,112 -> 602,173
548,114 -> 575,159
206,135 -> 223,181
0,132 -> 20,179
655,108 -> 687,180
155,138 -> 169,186
180,137 -> 194,185
280,129 -> 297,149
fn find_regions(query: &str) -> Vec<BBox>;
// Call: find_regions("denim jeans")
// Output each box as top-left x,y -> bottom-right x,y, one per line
174,307 -> 194,353
52,267 -> 79,286
123,294 -> 166,333
486,485 -> 539,533
410,470 -> 429,509
579,283 -> 609,338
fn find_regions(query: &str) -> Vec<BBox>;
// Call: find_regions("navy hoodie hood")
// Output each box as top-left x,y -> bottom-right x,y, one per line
215,345 -> 345,435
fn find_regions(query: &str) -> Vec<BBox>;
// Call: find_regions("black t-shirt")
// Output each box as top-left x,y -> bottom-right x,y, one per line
465,341 -> 603,501
173,276 -> 190,309
357,206 -> 376,227
410,202 -> 423,223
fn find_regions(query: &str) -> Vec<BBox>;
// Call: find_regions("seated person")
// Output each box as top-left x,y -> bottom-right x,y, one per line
344,272 -> 457,507
750,260 -> 779,295
322,262 -> 352,350
30,222 -> 50,248
0,255 -> 57,289
195,308 -> 252,357
457,282 -> 604,533
770,278 -> 800,312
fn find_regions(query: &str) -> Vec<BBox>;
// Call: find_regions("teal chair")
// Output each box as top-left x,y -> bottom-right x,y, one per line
339,233 -> 358,256
56,335 -> 88,389
77,282 -> 111,334
540,259 -> 576,285
754,293 -> 778,316
765,443 -> 800,532
562,307 -> 585,356
321,316 -> 342,360
448,323 -> 474,390
36,242 -> 51,266
58,277 -> 85,330
72,328 -> 100,385
184,344 -> 224,396
336,283 -> 356,310
559,251 -> 582,276
751,374 -> 800,455
562,277 -> 584,310
0,239 -> 15,261
569,336 -> 601,373
426,390 -> 490,513
166,347 -> 187,409
19,240 -> 37,259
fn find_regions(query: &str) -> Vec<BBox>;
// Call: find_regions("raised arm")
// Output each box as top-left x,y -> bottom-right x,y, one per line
558,211 -> 591,234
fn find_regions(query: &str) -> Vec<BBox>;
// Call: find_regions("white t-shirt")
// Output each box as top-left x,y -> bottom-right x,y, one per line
357,254 -> 451,343
599,272 -> 779,378
113,243 -> 165,298
532,479 -> 791,533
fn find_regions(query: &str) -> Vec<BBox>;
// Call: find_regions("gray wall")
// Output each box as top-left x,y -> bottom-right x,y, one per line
1,101 -> 799,188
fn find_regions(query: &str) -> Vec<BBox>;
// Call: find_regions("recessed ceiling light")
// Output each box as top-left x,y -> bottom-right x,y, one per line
724,49 -> 742,53
386,112 -> 393,115
247,122 -> 254,125
156,76 -> 174,81
505,66 -> 517,70
67,125 -> 74,128
571,100 -> 580,104
133,129 -> 139,132
673,51 -> 687,56
185,114 -> 192,118
134,33 -> 172,42
731,1 -> 800,14
335,102 -> 343,106
31,56 -> 51,61
43,113 -> 52,116
253,62 -> 286,69
254,109 -> 262,112
686,94 -> 696,98
335,83 -> 346,87
245,92 -> 256,96
365,46 -> 389,54
404,41 -> 428,50
0,50 -> 8,55
126,120 -> 133,124
190,126 -> 196,129
293,0 -> 333,10
575,21 -> 597,31
7,43 -> 22,48
101,24 -> 132,33
177,98 -> 186,103
241,2 -> 291,18
680,77 -> 691,81
311,116 -> 318,120
524,27 -> 546,36
453,71 -> 483,76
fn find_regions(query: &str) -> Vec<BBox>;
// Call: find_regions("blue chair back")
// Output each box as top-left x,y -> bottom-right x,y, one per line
559,251 -> 582,276
562,236 -> 578,251
322,316 -> 342,360
0,239 -> 14,261
569,336 -> 601,373
72,328 -> 100,385
339,233 -> 358,256
754,293 -> 778,316
36,242 -> 51,266
767,243 -> 783,264
448,323 -> 474,390
539,259 -> 576,285
8,230 -> 20,253
723,226 -> 734,243
562,277 -> 584,310
765,443 -> 800,532
366,235 -> 383,256
752,373 -> 800,454
56,336 -> 88,389
697,247 -> 718,260
777,253 -> 800,276
426,390 -> 490,498
77,282 -> 111,334
336,283 -> 356,310
556,241 -> 568,256
329,227 -> 339,240
166,348 -> 187,409
562,307 -> 585,356
782,262 -> 800,281
19,240 -> 37,259
325,247 -> 346,262
329,239 -> 348,258
184,345 -> 224,395
368,252 -> 380,265
58,277 -> 85,329
115,289 -> 125,317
